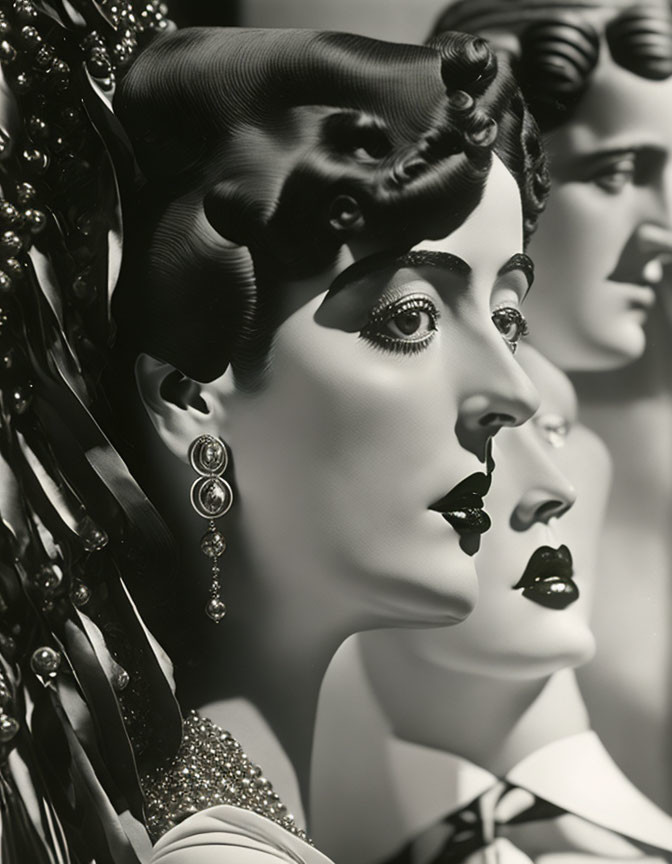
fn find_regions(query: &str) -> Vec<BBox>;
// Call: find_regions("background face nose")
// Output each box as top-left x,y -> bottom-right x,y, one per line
510,484 -> 576,532
610,222 -> 672,284
508,430 -> 577,531
636,223 -> 672,283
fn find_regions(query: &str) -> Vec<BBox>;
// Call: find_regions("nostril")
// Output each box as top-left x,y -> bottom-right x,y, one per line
479,412 -> 516,428
535,500 -> 570,523
510,498 -> 571,531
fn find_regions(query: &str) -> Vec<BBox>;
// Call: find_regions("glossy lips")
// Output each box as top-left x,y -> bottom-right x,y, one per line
513,544 -> 579,610
429,472 -> 492,536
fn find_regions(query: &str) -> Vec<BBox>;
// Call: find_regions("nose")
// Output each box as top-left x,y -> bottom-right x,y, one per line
636,223 -> 672,284
510,443 -> 577,531
611,221 -> 672,284
456,348 -> 540,459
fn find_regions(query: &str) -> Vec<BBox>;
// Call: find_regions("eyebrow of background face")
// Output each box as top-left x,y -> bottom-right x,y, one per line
327,249 -> 534,296
551,143 -> 666,182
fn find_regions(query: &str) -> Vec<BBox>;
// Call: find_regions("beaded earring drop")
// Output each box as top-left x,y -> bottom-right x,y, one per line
188,435 -> 233,622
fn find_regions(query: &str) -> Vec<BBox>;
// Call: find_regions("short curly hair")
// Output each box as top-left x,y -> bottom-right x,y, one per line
113,27 -> 549,387
431,1 -> 672,132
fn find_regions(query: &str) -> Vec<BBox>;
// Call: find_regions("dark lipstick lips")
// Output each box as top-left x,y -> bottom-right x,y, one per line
429,472 -> 492,536
513,545 -> 579,610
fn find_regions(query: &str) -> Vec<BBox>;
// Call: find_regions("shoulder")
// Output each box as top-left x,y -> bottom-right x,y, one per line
149,805 -> 334,864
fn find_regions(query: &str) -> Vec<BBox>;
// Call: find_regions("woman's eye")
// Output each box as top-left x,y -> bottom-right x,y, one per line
593,157 -> 636,194
491,306 -> 529,353
361,295 -> 439,354
535,413 -> 570,448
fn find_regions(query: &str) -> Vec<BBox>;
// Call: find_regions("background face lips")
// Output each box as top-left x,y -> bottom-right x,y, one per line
514,544 -> 579,610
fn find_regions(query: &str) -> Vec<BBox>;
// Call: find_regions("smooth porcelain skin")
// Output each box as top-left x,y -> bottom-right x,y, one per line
311,345 -> 613,863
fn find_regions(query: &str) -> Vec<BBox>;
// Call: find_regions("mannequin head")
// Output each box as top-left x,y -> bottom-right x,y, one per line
111,29 -> 545,643
431,1 -> 672,371
361,344 -> 612,681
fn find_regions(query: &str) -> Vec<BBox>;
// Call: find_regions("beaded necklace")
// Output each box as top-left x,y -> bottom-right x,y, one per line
141,711 -> 313,846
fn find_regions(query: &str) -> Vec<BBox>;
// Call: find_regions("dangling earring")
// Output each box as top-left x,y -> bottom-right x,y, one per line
188,435 -> 233,623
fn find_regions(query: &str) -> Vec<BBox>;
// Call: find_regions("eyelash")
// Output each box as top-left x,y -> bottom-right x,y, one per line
491,305 -> 529,353
360,294 -> 440,355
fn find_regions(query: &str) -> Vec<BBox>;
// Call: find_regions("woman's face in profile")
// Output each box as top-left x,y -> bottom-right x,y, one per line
218,156 -> 539,630
524,53 -> 672,371
387,344 -> 612,679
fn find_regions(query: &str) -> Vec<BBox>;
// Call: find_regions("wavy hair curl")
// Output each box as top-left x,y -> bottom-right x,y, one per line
431,1 -> 672,132
113,28 -> 548,388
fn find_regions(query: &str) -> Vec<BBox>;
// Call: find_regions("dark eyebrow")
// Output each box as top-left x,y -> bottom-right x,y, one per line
552,145 -> 665,183
327,249 -> 471,296
497,253 -> 534,290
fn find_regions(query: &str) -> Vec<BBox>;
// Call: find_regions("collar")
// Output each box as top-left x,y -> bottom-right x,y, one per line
387,730 -> 672,853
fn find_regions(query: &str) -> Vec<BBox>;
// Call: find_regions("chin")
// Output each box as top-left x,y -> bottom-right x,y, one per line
501,626 -> 596,681
610,316 -> 648,358
366,558 -> 479,630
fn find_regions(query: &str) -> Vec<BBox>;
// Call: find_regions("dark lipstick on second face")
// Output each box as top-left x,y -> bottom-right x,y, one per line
513,545 -> 579,610
429,473 -> 492,536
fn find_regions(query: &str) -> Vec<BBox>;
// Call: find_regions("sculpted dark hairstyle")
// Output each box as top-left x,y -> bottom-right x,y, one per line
431,0 -> 672,132
113,27 -> 548,387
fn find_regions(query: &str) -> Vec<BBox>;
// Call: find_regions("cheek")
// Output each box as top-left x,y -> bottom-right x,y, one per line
553,431 -> 612,612
231,315 -> 462,535
532,185 -> 630,283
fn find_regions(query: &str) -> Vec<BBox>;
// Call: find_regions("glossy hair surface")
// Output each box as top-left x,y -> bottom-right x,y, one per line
431,1 -> 672,131
113,27 -> 548,386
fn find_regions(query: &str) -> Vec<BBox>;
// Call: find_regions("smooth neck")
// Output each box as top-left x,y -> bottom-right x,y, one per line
363,634 -> 590,777
178,545 -> 347,826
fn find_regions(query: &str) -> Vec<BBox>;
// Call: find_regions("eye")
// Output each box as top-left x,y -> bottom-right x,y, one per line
491,306 -> 529,353
535,412 -> 570,448
360,294 -> 440,354
592,155 -> 636,194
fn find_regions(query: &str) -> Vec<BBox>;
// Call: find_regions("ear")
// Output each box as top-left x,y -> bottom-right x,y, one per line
134,354 -> 235,462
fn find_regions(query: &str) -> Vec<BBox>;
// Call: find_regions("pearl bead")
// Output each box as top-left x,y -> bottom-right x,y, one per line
15,182 -> 36,206
79,517 -> 108,551
200,529 -> 226,559
1,230 -> 22,254
24,208 -> 46,233
70,580 -> 91,607
30,646 -> 61,678
0,713 -> 19,742
32,563 -> 63,593
5,257 -> 24,280
205,598 -> 226,623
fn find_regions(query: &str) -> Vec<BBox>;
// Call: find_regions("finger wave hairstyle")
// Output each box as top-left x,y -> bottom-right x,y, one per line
113,28 -> 549,389
431,1 -> 672,132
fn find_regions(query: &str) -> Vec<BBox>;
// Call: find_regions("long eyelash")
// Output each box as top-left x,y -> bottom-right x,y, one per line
368,293 -> 440,323
492,305 -> 530,336
491,306 -> 529,354
360,334 -> 435,356
360,294 -> 439,354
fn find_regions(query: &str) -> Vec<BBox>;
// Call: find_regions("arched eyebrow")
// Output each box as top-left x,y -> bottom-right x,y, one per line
327,249 -> 471,297
497,253 -> 535,292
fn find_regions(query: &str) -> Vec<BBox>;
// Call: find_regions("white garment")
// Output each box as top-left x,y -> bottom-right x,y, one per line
384,732 -> 672,861
150,805 -> 334,864
310,640 -> 672,864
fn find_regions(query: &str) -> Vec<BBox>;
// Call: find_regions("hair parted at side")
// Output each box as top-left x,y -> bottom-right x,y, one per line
113,27 -> 548,386
431,1 -> 672,132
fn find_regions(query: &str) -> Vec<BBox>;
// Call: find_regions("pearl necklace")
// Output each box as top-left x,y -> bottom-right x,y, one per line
142,711 -> 312,845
